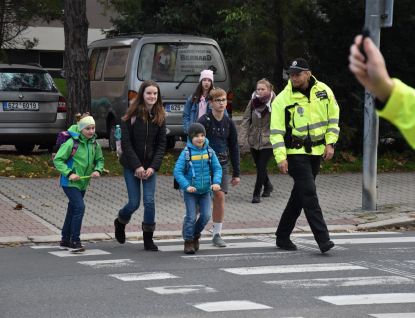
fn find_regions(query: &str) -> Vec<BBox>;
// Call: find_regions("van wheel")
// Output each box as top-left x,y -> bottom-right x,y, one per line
109,119 -> 117,152
166,137 -> 176,149
15,143 -> 35,154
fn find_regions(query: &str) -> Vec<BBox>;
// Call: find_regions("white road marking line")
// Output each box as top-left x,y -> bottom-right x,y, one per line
109,272 -> 178,281
291,231 -> 401,237
77,259 -> 134,268
318,293 -> 415,305
155,241 -> 273,252
331,237 -> 415,244
264,276 -> 413,288
146,285 -> 216,295
127,236 -> 246,244
221,263 -> 366,275
351,261 -> 415,280
182,251 -> 292,258
48,249 -> 111,257
193,300 -> 272,312
369,313 -> 415,318
31,245 -> 60,249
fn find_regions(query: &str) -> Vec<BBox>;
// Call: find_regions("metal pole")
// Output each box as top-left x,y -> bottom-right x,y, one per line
362,0 -> 383,211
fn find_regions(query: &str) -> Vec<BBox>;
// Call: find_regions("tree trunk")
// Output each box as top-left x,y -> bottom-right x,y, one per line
63,0 -> 90,127
274,0 -> 284,92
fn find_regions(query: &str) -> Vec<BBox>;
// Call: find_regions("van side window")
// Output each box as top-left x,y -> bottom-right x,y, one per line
89,49 -> 108,81
138,43 -> 227,83
104,47 -> 130,81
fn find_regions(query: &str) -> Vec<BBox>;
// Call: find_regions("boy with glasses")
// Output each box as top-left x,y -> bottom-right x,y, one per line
197,87 -> 241,247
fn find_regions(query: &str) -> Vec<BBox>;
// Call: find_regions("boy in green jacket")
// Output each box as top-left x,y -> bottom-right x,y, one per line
53,113 -> 104,252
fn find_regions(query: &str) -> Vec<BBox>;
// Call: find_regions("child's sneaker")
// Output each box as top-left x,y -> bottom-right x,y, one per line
59,240 -> 70,250
69,241 -> 85,253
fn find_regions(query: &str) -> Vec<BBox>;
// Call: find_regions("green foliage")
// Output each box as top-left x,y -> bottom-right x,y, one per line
99,0 -> 414,154
0,0 -> 63,49
53,78 -> 67,97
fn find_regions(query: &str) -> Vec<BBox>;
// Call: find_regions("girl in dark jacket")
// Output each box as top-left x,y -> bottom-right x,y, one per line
114,80 -> 166,251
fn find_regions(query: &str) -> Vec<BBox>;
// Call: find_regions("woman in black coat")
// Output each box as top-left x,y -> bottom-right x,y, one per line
114,80 -> 166,251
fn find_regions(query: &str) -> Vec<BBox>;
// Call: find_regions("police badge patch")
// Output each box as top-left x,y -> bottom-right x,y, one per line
315,90 -> 328,99
297,107 -> 304,117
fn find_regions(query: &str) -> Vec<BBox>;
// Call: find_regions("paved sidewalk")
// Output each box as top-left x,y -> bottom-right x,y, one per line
1,171 -> 414,244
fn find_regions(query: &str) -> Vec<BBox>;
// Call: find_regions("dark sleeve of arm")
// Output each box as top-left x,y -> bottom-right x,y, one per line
121,120 -> 142,169
228,119 -> 240,177
149,119 -> 167,171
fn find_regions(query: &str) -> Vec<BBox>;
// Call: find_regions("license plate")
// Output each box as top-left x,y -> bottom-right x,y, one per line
166,104 -> 184,112
3,102 -> 39,110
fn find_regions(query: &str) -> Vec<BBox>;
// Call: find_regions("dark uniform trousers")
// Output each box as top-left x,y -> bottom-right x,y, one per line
276,154 -> 330,243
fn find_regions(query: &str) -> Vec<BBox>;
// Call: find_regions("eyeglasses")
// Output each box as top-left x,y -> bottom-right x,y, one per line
213,99 -> 227,103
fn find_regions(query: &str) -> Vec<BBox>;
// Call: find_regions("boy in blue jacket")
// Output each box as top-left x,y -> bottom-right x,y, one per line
174,123 -> 222,254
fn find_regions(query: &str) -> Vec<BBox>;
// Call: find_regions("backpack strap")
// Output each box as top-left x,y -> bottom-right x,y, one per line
184,146 -> 196,181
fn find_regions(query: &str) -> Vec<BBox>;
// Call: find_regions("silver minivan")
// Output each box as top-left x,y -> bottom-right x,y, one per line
88,34 -> 232,150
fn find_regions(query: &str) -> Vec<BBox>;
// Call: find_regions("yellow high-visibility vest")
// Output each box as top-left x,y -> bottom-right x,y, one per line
270,76 -> 340,163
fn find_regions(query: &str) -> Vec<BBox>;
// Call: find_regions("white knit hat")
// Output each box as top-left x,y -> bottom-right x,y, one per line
199,69 -> 214,83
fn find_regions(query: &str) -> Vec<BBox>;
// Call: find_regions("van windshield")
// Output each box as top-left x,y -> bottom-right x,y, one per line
138,43 -> 226,82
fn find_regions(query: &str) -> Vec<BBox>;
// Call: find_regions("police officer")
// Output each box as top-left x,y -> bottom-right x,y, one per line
270,58 -> 340,253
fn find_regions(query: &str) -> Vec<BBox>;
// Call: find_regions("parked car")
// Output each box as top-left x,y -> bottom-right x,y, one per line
0,63 -> 67,154
88,33 -> 232,150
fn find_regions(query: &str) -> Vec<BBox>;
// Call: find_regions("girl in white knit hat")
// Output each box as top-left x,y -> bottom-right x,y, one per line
183,69 -> 229,133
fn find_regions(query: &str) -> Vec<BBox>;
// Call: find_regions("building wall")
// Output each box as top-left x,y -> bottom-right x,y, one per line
7,0 -> 116,76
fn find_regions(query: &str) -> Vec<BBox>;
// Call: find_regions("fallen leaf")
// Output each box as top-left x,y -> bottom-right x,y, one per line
19,195 -> 31,199
41,203 -> 52,207
43,162 -> 49,167
0,158 -> 12,164
13,203 -> 24,210
102,168 -> 110,174
5,167 -> 13,170
340,152 -> 357,162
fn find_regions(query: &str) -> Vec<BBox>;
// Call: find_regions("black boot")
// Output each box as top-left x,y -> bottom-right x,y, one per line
142,222 -> 158,251
262,180 -> 274,197
252,187 -> 261,203
114,212 -> 127,244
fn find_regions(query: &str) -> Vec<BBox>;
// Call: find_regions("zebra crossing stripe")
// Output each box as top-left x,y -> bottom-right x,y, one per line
220,263 -> 366,275
369,313 -> 415,318
330,237 -> 415,244
264,276 -> 413,288
109,272 -> 178,281
193,300 -> 272,312
317,293 -> 415,305
157,241 -> 272,252
78,259 -> 134,268
48,249 -> 111,257
146,285 -> 216,295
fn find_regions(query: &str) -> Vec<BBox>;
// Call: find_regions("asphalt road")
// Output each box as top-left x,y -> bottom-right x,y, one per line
1,231 -> 415,318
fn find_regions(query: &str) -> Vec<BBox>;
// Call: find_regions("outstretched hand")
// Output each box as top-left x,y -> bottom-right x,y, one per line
348,35 -> 394,102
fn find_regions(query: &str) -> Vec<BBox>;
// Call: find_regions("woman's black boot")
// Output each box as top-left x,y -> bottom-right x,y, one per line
262,180 -> 274,197
142,222 -> 158,251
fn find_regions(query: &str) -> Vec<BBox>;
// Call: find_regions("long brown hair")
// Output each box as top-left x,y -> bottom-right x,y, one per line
191,79 -> 213,103
122,80 -> 165,126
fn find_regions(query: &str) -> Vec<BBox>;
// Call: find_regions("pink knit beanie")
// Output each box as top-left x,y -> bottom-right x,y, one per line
199,70 -> 214,83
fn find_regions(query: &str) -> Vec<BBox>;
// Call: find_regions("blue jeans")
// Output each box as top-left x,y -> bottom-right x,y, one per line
61,187 -> 86,243
119,167 -> 157,224
183,192 -> 211,239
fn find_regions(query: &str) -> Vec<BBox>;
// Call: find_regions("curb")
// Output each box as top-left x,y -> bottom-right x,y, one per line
1,218 -> 414,245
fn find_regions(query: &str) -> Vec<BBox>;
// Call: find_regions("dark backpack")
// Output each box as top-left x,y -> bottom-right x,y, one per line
173,145 -> 214,189
52,131 -> 96,168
